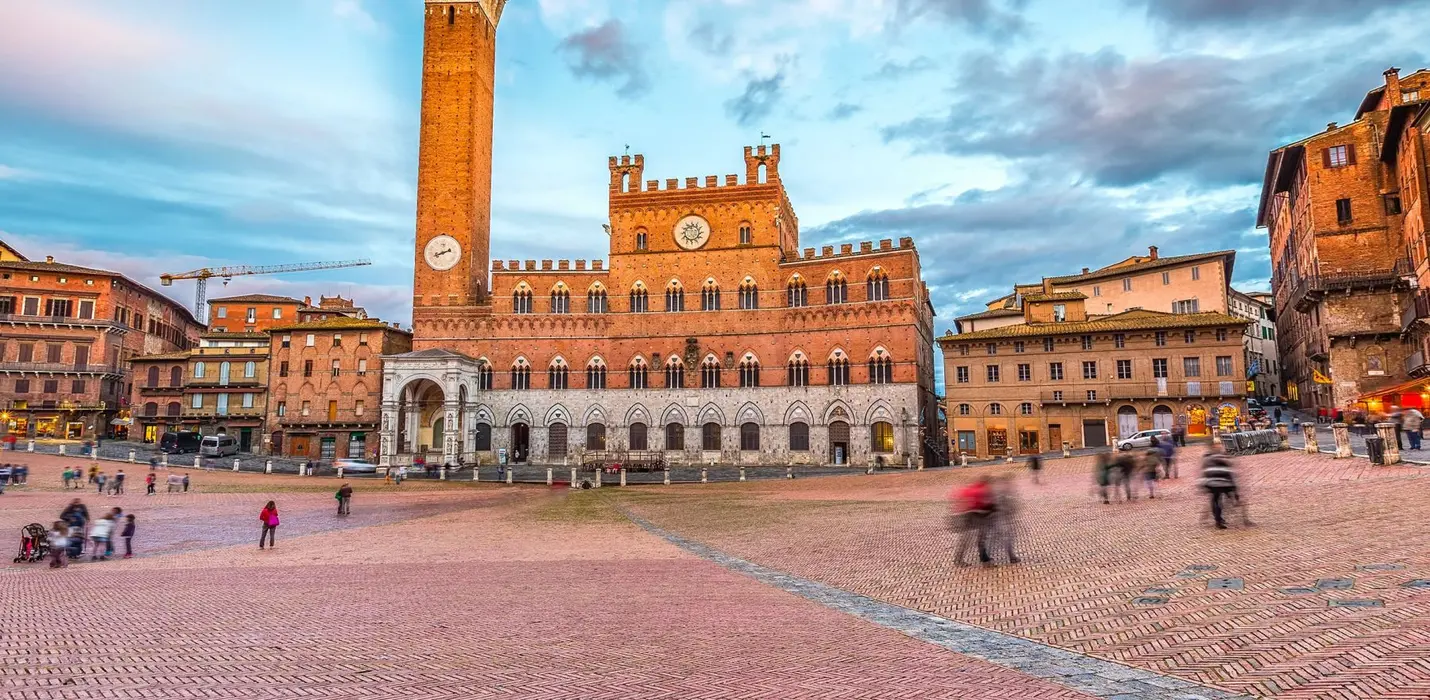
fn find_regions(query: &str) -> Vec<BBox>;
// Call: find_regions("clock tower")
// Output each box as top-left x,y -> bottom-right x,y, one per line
413,0 -> 504,309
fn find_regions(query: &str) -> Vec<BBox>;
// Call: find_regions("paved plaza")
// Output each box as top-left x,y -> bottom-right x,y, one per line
2,448 -> 1428,699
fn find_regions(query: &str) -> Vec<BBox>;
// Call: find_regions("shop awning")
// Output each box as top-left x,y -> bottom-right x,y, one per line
110,418 -> 132,426
1357,377 -> 1430,401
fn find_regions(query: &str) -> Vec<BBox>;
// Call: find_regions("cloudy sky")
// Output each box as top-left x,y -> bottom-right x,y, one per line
0,0 -> 1426,331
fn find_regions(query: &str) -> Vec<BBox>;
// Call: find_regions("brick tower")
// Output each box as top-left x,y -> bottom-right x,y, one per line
413,0 -> 505,312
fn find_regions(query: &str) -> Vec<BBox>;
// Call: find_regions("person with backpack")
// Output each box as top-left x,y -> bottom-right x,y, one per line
258,501 -> 279,549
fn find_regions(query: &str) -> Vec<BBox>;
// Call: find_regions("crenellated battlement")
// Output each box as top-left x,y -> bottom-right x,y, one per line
782,237 -> 914,265
609,144 -> 783,196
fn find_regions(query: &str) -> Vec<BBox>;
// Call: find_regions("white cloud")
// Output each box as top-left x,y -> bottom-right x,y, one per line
332,0 -> 381,33
0,164 -> 26,180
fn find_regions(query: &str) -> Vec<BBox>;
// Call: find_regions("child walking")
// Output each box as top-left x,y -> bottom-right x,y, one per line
121,515 -> 136,558
48,521 -> 69,568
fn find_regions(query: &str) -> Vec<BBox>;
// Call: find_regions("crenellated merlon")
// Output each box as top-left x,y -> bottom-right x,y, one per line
608,144 -> 784,195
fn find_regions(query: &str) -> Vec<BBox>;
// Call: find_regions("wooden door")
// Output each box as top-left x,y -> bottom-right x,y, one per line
1049,424 -> 1062,449
291,436 -> 311,457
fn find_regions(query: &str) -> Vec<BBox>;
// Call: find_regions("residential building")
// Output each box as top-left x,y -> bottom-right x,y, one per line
378,1 -> 941,469
0,246 -> 201,440
297,295 -> 368,323
940,289 -> 1248,459
206,294 -> 305,334
1229,289 -> 1280,400
180,332 -> 271,452
1383,88 -> 1430,412
1259,67 -> 1430,410
267,317 -> 411,461
953,247 -> 1235,333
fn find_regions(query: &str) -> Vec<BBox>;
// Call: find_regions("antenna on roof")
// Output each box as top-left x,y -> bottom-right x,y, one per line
624,144 -> 630,156
759,132 -> 771,146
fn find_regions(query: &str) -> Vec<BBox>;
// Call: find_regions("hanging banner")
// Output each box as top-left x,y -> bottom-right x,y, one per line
1312,369 -> 1333,385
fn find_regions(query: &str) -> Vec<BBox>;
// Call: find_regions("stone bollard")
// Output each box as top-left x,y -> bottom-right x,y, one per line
546,467 -> 553,486
298,463 -> 306,477
232,458 -> 240,472
1062,441 -> 1072,457
58,444 -> 65,456
1376,422 -> 1401,464
786,466 -> 793,480
1275,422 -> 1290,450
160,454 -> 168,468
1332,423 -> 1353,458
739,467 -> 746,482
959,452 -> 969,467
1302,423 -> 1318,454
570,467 -> 577,486
663,468 -> 670,485
1004,448 -> 1014,464
440,466 -> 447,481
473,467 -> 480,482
194,456 -> 202,468
128,449 -> 136,463
506,467 -> 513,485
619,468 -> 627,487
700,468 -> 708,483
595,470 -> 602,488
265,460 -> 273,474
27,439 -> 34,452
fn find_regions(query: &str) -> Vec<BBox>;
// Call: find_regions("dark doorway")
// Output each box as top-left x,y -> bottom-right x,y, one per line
239,428 -> 253,453
829,420 -> 850,465
511,423 -> 530,463
1083,420 -> 1108,448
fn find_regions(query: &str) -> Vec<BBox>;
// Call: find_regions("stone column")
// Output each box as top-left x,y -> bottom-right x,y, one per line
1275,422 -> 1290,450
1376,422 -> 1401,464
1331,422 -> 1352,458
441,402 -> 459,466
1302,423 -> 1318,454
378,401 -> 399,468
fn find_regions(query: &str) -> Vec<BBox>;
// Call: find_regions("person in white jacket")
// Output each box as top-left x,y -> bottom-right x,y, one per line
88,515 -> 115,561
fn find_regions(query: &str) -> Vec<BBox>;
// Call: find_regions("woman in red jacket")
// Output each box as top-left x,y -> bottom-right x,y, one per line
258,501 -> 279,550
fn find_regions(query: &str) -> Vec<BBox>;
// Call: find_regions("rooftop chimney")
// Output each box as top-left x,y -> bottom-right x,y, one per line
44,256 -> 54,264
1148,245 -> 1159,260
1385,67 -> 1402,107
1081,267 -> 1090,274
1327,122 -> 1338,131
303,296 -> 312,306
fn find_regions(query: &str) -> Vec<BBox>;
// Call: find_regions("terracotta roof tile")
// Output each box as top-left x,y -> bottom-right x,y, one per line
269,317 -> 406,332
937,310 -> 1248,342
1022,291 -> 1087,302
207,294 -> 305,304
954,308 -> 1024,322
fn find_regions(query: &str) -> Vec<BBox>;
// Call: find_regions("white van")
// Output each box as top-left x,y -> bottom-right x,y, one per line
200,434 -> 239,457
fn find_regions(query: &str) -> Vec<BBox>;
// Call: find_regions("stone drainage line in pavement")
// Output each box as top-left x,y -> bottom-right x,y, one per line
622,509 -> 1250,700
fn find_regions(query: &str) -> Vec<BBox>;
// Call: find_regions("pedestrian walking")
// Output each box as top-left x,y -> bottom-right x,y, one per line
1200,445 -> 1239,529
121,514 -> 136,558
397,465 -> 407,485
145,472 -> 156,496
1406,408 -> 1424,450
1158,434 -> 1177,479
1142,442 -> 1161,499
1172,423 -> 1186,447
1111,453 -> 1135,502
1391,405 -> 1405,450
336,483 -> 353,516
990,476 -> 1021,564
1095,453 -> 1112,504
89,513 -> 114,561
104,508 -> 122,558
62,467 -> 72,489
258,501 -> 279,549
952,477 -> 995,566
182,474 -> 190,492
1274,407 -> 1282,423
112,469 -> 126,495
48,521 -> 69,568
88,464 -> 99,484
95,471 -> 107,495
1027,455 -> 1042,485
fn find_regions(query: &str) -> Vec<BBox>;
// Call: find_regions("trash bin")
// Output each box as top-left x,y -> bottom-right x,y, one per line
1365,435 -> 1386,465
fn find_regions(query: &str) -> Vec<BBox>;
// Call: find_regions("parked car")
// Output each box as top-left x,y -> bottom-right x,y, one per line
199,435 -> 239,458
1117,429 -> 1173,451
333,458 -> 377,473
159,431 -> 203,455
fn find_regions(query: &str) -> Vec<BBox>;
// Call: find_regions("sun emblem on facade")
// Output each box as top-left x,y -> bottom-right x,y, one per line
673,214 -> 711,250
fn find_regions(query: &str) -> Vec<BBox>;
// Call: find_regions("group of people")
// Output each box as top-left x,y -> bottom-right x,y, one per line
0,463 -> 29,494
48,499 -> 137,567
948,437 -> 1254,563
1094,436 -> 1178,504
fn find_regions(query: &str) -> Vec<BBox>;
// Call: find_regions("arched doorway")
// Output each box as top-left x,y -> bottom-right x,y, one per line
398,378 -> 446,459
829,421 -> 850,465
511,423 -> 530,463
1152,405 -> 1174,431
1187,405 -> 1209,436
1116,406 -> 1139,438
548,423 -> 568,460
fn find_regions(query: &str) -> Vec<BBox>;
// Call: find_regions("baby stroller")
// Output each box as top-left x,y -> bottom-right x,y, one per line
14,523 -> 49,563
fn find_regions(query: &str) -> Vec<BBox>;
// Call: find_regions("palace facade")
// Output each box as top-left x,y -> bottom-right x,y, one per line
378,0 -> 939,469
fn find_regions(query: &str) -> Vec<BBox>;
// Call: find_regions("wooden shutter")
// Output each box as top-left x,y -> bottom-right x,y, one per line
1347,144 -> 1357,165
1322,148 -> 1332,168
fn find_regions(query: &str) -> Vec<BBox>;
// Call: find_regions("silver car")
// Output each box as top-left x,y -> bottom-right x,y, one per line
1117,429 -> 1172,451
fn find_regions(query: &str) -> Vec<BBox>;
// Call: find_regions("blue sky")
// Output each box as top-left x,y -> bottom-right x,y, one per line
1,0 -> 1427,329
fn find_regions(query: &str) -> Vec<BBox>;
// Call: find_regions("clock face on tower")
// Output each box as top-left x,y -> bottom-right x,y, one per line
424,234 -> 462,271
673,214 -> 711,250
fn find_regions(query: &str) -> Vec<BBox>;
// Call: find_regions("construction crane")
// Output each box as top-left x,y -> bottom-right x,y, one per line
160,259 -> 373,321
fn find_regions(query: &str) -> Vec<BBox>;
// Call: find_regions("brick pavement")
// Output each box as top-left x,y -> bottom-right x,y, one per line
1,454 -> 1098,699
620,449 -> 1430,699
